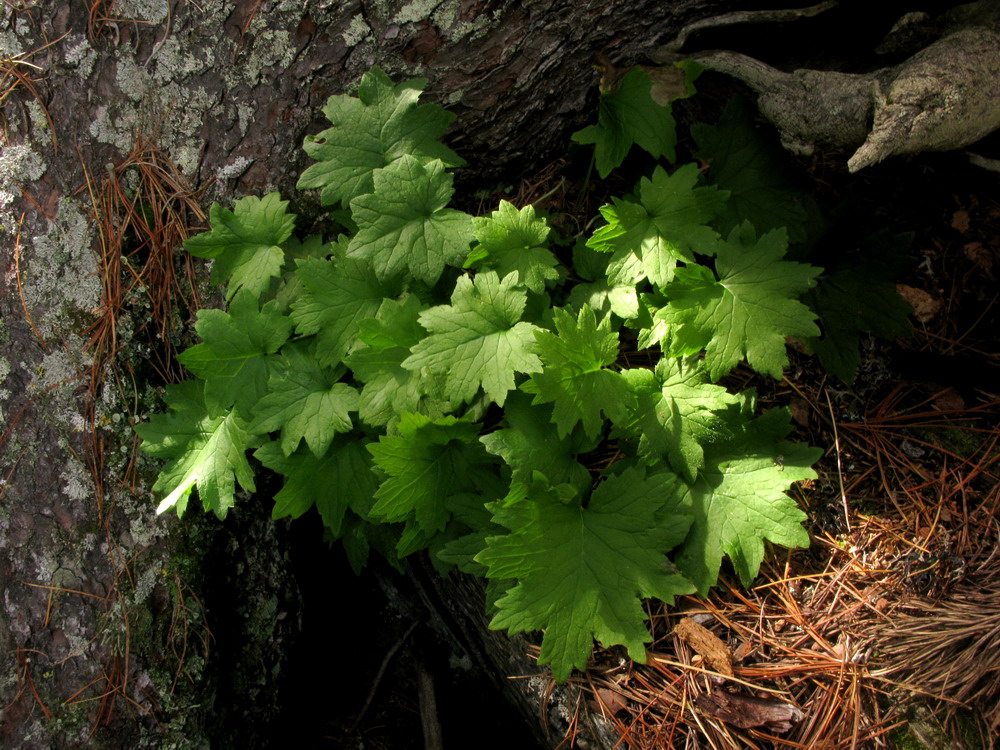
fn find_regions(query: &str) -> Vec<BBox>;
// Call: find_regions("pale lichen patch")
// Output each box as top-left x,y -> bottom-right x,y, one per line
216,156 -> 253,181
0,354 -> 10,420
115,52 -> 153,102
130,563 -> 161,605
148,36 -> 208,81
390,0 -> 493,43
226,29 -> 295,88
89,104 -> 134,152
26,200 -> 100,331
33,350 -> 86,393
60,459 -> 93,502
0,29 -> 23,57
114,0 -> 170,24
343,15 -> 372,47
0,143 -> 48,230
63,35 -> 97,79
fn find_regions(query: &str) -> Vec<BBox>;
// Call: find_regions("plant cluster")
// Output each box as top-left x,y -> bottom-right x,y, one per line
137,65 -> 912,681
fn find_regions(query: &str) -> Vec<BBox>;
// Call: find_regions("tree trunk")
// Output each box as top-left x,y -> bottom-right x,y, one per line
0,1 -> 723,747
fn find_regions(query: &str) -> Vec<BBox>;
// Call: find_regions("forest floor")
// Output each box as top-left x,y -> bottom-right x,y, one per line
550,137 -> 1000,748
310,131 -> 1000,749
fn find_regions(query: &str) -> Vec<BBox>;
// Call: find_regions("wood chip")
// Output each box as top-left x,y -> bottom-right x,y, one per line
673,617 -> 734,677
951,209 -> 970,233
932,387 -> 965,412
593,687 -> 628,715
733,640 -> 755,662
696,691 -> 804,733
896,284 -> 942,323
964,242 -> 994,276
790,397 -> 810,427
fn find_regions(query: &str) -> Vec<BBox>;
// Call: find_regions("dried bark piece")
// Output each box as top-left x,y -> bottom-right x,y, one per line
674,616 -> 734,677
696,691 -> 805,733
592,687 -> 629,715
896,284 -> 942,323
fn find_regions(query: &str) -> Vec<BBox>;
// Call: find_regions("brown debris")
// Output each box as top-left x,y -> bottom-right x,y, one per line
673,617 -> 734,677
951,208 -> 971,233
696,690 -> 804,733
896,283 -> 943,322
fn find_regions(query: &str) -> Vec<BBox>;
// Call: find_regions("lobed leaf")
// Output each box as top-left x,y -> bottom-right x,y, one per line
617,356 -> 739,482
692,98 -> 818,244
346,296 -> 451,427
184,193 -> 296,301
136,381 -> 255,519
674,403 -> 821,595
522,305 -> 633,439
588,164 -> 728,287
249,342 -> 359,457
479,391 -> 595,492
403,271 -> 543,406
290,253 -> 404,368
348,156 -> 473,285
655,223 -> 821,379
254,436 -> 378,536
367,413 -> 492,544
177,290 -> 293,418
477,468 -> 695,680
466,201 -> 560,293
297,66 -> 464,206
572,67 -> 679,178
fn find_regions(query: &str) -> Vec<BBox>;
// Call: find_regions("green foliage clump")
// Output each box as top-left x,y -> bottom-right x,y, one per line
137,66 -> 913,681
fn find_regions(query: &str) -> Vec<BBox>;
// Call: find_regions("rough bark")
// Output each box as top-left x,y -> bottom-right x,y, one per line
0,1 -> 722,747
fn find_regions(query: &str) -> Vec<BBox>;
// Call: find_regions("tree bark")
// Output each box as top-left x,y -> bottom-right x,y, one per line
0,1 -> 722,747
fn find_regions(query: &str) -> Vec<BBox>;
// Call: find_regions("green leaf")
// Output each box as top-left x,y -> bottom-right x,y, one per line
177,290 -> 293,417
403,271 -> 543,406
466,201 -> 560,293
367,413 -> 491,540
656,223 -> 821,379
809,268 -> 913,383
436,487 -> 512,576
348,156 -> 473,285
521,305 -> 633,439
480,391 -> 594,492
136,381 -> 255,518
675,404 -> 820,595
346,296 -> 451,427
184,193 -> 296,301
806,232 -> 914,383
254,436 -> 377,536
249,342 -> 359,457
692,98 -> 817,244
618,357 -> 739,482
566,279 -> 640,320
588,164 -> 728,286
297,66 -> 465,206
272,234 -> 338,313
477,467 -> 695,681
290,254 -> 404,368
572,67 -> 679,178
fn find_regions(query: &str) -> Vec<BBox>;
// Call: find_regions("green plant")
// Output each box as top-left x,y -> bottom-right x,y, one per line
137,65 -> 911,681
